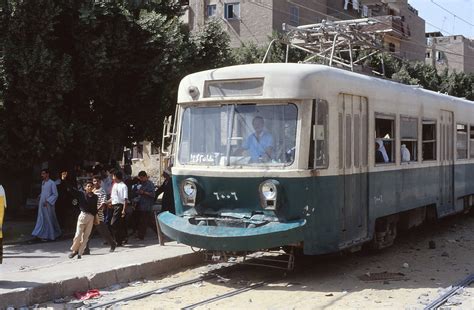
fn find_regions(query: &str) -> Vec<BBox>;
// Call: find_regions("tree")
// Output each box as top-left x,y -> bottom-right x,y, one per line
0,0 -> 233,173
233,32 -> 306,64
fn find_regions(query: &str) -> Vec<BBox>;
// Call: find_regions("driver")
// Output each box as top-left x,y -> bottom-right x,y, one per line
241,116 -> 274,162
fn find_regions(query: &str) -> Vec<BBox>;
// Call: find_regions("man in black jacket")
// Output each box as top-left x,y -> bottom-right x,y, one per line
155,169 -> 175,215
68,182 -> 98,259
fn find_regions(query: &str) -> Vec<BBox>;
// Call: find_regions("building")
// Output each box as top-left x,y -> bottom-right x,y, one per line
185,0 -> 328,48
425,32 -> 474,74
183,0 -> 426,61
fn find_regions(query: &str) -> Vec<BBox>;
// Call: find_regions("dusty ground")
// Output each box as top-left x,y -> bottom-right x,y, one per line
45,213 -> 474,309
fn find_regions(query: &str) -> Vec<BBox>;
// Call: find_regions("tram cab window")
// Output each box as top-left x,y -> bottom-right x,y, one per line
470,125 -> 474,158
422,120 -> 436,161
456,124 -> 468,160
178,103 -> 298,167
314,100 -> 328,168
400,117 -> 418,162
375,115 -> 395,164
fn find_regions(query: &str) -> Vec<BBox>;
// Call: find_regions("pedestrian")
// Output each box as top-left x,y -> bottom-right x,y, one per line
32,169 -> 62,241
83,176 -> 117,254
68,182 -> 98,259
0,184 -> 6,264
127,176 -> 141,237
107,171 -> 128,246
102,167 -> 114,229
155,169 -> 175,214
55,169 -> 76,232
136,171 -> 157,240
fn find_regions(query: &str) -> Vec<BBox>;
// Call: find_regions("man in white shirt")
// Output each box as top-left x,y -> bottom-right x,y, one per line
108,171 -> 128,246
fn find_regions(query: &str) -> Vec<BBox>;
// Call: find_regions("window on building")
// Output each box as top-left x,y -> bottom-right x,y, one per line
207,4 -> 216,17
290,5 -> 299,25
457,123 -> 468,159
469,125 -> 474,158
422,120 -> 436,161
388,42 -> 396,52
375,115 -> 395,164
436,51 -> 444,61
224,3 -> 240,19
426,51 -> 431,58
132,144 -> 143,160
400,117 -> 418,162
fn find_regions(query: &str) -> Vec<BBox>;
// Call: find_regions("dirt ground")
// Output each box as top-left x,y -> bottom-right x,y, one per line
46,213 -> 474,309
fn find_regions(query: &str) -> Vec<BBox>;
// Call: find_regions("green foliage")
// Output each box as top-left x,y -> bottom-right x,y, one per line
0,0 -> 233,171
232,32 -> 306,64
190,18 -> 233,71
366,53 -> 473,100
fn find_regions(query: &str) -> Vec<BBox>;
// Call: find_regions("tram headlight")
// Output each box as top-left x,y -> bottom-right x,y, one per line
259,179 -> 280,211
183,181 -> 196,197
180,178 -> 198,207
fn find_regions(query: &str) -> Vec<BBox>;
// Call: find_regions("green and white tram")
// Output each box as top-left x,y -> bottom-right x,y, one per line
158,63 -> 474,255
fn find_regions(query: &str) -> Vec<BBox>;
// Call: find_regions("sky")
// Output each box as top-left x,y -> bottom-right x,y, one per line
409,0 -> 474,38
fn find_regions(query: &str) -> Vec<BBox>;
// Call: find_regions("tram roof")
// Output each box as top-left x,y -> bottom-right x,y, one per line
177,63 -> 473,108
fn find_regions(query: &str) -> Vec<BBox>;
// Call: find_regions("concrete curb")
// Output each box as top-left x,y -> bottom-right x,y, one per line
0,252 -> 204,308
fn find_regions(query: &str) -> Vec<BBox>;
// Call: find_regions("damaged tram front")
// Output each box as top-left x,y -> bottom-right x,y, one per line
156,64 -> 334,255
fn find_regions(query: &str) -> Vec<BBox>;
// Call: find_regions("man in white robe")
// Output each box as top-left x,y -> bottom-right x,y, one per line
32,169 -> 62,241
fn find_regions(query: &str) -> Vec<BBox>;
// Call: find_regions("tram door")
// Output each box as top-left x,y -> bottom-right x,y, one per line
439,110 -> 454,215
338,94 -> 369,245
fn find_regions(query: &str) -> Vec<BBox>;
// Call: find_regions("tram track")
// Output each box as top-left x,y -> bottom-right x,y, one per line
181,280 -> 267,310
85,261 -> 282,309
87,274 -> 218,309
424,273 -> 474,310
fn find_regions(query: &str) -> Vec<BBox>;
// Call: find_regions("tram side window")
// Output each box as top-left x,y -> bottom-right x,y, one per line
314,100 -> 328,168
470,125 -> 474,158
456,124 -> 468,160
375,115 -> 395,164
400,117 -> 418,162
422,120 -> 436,161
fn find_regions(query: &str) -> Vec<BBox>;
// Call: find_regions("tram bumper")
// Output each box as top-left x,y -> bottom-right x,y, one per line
158,212 -> 306,252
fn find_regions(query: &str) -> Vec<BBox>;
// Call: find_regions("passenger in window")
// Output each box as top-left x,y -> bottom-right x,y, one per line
375,139 -> 389,163
401,144 -> 411,162
241,116 -> 274,163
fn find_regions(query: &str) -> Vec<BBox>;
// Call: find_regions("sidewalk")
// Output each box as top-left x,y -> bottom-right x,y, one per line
0,230 -> 203,308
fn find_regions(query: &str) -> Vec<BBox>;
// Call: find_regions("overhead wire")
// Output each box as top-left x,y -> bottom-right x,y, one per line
201,0 -> 474,65
430,0 -> 474,29
282,0 -> 474,64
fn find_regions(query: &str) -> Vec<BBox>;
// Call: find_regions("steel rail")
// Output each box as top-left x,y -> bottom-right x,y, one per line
424,273 -> 474,310
87,274 -> 217,309
181,281 -> 266,310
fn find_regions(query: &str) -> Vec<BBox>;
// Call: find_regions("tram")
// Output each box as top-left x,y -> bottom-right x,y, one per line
157,63 -> 474,255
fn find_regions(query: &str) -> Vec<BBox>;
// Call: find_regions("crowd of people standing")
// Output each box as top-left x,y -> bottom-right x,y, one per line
31,163 -> 175,259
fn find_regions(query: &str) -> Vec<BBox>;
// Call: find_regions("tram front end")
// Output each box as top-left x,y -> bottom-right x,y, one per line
156,65 -> 325,256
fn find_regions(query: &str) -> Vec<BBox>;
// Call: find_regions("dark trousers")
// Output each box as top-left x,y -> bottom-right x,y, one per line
85,221 -> 116,251
111,204 -> 127,245
137,210 -> 157,239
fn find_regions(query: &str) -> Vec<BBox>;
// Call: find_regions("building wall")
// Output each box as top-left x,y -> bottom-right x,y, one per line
187,0 -> 274,48
463,38 -> 474,74
327,0 -> 361,20
426,35 -> 474,74
186,0 -> 427,62
389,1 -> 426,61
273,0 -> 327,29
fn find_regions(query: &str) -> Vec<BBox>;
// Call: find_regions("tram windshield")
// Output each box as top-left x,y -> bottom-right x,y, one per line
178,103 -> 298,167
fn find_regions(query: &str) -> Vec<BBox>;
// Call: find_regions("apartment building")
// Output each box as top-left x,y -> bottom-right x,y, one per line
184,0 -> 425,61
425,32 -> 474,74
185,0 -> 328,48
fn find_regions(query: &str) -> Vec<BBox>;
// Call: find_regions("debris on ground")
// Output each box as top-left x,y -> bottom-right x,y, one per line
358,272 -> 406,282
74,289 -> 101,300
